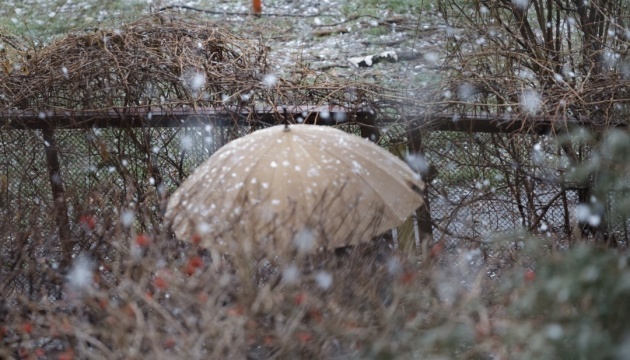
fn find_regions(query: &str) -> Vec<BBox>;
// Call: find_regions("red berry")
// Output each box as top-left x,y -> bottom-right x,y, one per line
524,269 -> 536,282
22,322 -> 33,334
294,292 -> 306,305
154,276 -> 168,290
191,233 -> 202,245
58,349 -> 74,360
188,256 -> 203,268
135,234 -> 152,247
296,331 -> 312,343
79,215 -> 96,230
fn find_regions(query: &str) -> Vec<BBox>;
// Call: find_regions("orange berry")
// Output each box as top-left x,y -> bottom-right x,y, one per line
184,263 -> 196,276
227,305 -> 245,317
430,242 -> 444,258
252,0 -> 262,14
98,298 -> 108,309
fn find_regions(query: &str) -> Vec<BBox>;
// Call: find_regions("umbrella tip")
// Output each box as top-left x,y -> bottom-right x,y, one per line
283,106 -> 290,132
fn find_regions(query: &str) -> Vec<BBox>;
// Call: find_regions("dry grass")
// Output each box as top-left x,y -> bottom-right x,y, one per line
0,183 -> 519,359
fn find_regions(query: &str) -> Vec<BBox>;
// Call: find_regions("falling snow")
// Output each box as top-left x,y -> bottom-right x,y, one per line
315,271 -> 333,290
405,153 -> 428,174
293,229 -> 316,253
575,204 -> 601,227
181,135 -> 193,150
458,83 -> 477,101
262,73 -> 278,88
120,209 -> 135,227
512,0 -> 529,10
520,89 -> 542,114
282,264 -> 300,284
67,257 -> 93,291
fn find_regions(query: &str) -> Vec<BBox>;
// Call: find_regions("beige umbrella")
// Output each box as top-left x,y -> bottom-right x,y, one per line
165,124 -> 424,254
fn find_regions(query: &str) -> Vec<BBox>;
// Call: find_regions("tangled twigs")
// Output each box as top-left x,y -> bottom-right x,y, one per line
435,0 -> 630,131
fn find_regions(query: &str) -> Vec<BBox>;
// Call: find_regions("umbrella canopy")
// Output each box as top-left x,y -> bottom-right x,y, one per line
165,124 -> 424,254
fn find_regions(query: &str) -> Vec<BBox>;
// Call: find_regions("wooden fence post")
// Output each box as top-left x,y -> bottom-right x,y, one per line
407,122 -> 434,247
42,128 -> 73,269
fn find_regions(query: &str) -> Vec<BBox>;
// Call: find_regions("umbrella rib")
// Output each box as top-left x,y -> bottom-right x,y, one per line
182,135 -> 279,222
288,133 -> 318,231
302,134 -> 402,217
223,135 -> 282,211
342,139 -> 418,194
337,134 -> 420,200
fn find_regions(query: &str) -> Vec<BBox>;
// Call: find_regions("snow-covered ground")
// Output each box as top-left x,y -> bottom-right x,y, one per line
0,0 -> 447,89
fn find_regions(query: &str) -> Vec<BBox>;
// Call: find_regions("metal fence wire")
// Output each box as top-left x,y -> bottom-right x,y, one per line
422,130 -> 628,246
1,126 -> 628,257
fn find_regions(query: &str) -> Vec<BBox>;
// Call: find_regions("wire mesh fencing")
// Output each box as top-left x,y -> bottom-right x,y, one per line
1,125 -> 627,272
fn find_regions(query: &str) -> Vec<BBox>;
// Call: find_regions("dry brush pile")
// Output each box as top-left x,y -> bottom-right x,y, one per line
0,13 -> 397,125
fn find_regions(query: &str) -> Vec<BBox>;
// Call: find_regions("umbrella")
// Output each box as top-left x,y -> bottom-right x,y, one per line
165,124 -> 424,254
